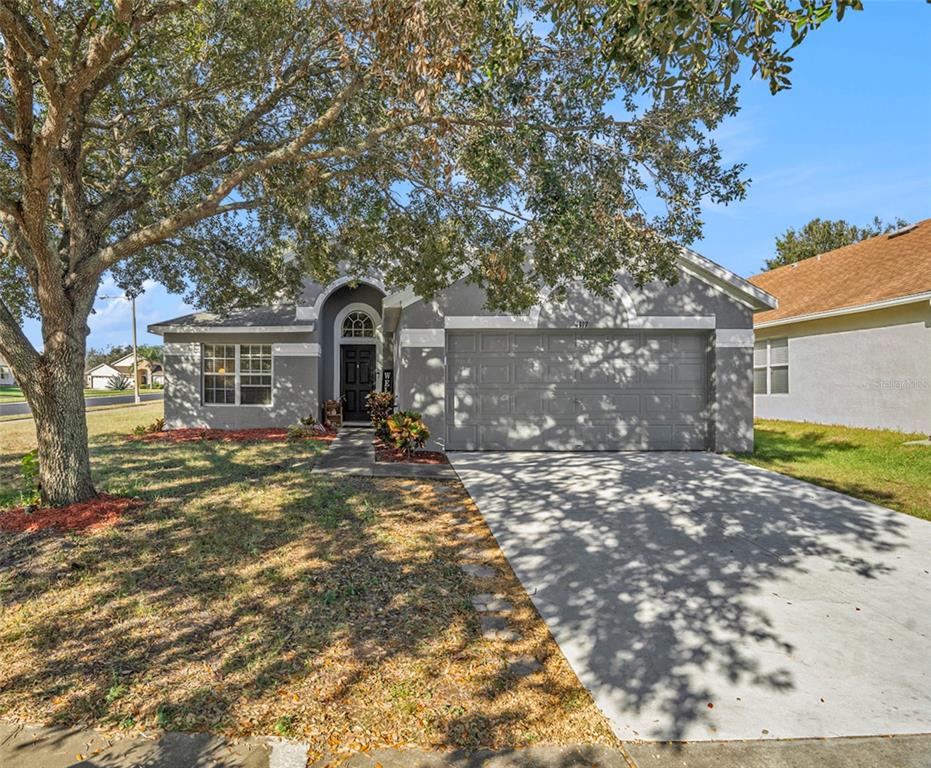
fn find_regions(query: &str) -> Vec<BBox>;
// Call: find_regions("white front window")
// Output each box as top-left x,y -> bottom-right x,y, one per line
753,338 -> 789,395
202,344 -> 273,405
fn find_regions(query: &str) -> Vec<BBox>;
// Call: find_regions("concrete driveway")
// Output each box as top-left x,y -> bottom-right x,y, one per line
449,451 -> 931,742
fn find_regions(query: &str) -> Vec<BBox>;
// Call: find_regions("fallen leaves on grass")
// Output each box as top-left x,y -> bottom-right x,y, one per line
0,438 -> 617,758
0,493 -> 140,534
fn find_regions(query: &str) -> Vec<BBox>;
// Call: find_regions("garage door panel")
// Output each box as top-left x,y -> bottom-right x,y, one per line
449,334 -> 476,353
480,334 -> 509,353
479,392 -> 510,416
515,359 -> 544,383
478,363 -> 511,385
447,330 -> 709,451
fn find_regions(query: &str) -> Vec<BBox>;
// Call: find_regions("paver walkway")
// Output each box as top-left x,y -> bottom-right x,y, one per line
312,426 -> 458,479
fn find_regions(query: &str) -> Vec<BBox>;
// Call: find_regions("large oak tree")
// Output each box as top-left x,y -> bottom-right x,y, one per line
0,0 -> 858,505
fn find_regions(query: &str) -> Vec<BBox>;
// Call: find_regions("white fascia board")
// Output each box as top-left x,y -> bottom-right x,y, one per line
677,247 -> 778,310
715,328 -> 754,347
755,291 -> 931,329
399,329 -> 445,347
628,315 -> 716,329
382,287 -> 422,309
444,315 -> 538,330
148,324 -> 314,335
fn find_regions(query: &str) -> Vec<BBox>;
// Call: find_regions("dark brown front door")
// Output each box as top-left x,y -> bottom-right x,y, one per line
340,344 -> 376,421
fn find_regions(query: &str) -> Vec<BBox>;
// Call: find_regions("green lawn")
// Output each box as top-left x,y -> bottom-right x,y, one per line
0,402 -> 614,754
0,386 -> 161,403
740,420 -> 931,522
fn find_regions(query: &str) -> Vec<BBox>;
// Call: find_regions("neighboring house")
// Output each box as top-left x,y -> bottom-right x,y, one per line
149,249 -> 776,453
0,355 -> 14,386
109,352 -> 164,387
85,363 -> 123,389
749,219 -> 931,434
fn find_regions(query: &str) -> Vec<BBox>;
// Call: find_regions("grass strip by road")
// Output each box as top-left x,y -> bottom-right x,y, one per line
0,386 -> 163,403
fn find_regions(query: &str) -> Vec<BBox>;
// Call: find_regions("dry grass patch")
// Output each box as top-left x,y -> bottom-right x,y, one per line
0,414 -> 616,758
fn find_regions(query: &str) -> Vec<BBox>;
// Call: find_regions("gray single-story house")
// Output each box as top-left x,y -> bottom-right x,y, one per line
749,218 -> 931,435
149,248 -> 777,453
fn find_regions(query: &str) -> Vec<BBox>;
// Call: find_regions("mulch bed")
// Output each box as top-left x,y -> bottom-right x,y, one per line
131,427 -> 336,443
375,439 -> 450,465
0,493 -> 141,534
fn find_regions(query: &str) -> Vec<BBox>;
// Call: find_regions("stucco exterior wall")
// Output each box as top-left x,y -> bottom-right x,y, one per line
395,268 -> 757,452
754,302 -> 931,434
163,332 -> 318,429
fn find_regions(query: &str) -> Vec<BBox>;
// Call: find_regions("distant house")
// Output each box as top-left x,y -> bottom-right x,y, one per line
749,219 -> 931,434
0,355 -> 14,386
85,353 -> 164,389
109,353 -> 164,387
85,363 -> 123,389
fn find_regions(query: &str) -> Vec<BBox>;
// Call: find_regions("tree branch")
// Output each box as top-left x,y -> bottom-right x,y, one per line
84,75 -> 367,274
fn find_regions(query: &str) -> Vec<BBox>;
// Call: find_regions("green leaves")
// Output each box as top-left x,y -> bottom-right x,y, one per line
0,0 -> 858,324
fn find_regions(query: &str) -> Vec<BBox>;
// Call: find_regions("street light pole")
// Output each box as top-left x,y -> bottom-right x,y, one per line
131,296 -> 140,404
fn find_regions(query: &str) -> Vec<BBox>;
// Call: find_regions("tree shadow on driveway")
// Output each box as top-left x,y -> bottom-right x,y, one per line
449,450 -> 931,742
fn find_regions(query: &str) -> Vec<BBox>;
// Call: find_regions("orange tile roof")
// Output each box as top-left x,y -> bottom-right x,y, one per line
749,218 -> 931,325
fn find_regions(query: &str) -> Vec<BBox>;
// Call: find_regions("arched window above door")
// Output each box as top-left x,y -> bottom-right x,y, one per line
341,310 -> 374,338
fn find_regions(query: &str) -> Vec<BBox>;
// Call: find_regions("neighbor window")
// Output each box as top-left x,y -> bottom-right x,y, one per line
0,364 -> 11,381
202,344 -> 272,405
753,338 -> 789,395
341,311 -> 374,338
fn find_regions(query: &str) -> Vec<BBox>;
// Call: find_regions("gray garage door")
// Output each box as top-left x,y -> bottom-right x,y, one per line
446,330 -> 710,451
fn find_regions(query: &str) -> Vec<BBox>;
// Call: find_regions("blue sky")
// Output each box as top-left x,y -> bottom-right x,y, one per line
21,1 -> 931,352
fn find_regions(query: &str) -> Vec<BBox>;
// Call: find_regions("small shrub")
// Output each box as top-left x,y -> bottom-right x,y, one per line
299,413 -> 318,427
287,421 -> 328,441
366,391 -> 396,438
385,410 -> 430,456
106,374 -> 131,391
132,417 -> 165,436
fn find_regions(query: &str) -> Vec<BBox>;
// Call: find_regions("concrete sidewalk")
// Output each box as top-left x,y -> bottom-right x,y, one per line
312,427 -> 459,479
3,722 -> 930,768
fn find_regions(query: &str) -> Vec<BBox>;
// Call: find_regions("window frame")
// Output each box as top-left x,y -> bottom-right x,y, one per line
753,337 -> 789,396
340,310 -> 376,339
201,343 -> 274,407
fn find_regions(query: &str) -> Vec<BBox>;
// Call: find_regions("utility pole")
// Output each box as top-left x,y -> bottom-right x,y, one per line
131,296 -> 140,404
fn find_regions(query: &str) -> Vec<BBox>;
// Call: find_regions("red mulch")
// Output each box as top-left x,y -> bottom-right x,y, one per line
130,427 -> 336,443
374,440 -> 449,465
0,493 -> 141,535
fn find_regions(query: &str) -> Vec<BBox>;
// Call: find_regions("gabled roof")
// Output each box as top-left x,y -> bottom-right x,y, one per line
148,305 -> 314,335
749,218 -> 931,327
110,353 -> 162,370
85,362 -> 121,376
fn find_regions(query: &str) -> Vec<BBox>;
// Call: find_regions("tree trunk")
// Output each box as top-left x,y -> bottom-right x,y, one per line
24,345 -> 97,507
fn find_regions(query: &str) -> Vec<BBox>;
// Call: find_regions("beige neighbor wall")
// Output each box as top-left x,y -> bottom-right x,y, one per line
754,301 -> 931,434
